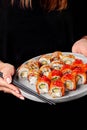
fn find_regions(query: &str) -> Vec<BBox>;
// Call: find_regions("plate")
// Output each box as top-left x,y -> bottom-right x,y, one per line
13,52 -> 87,103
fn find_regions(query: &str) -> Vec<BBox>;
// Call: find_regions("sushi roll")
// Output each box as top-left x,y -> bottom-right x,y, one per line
17,64 -> 29,79
61,73 -> 76,90
36,75 -> 51,94
49,69 -> 62,81
83,63 -> 87,73
51,51 -> 63,61
49,79 -> 65,98
50,60 -> 64,70
72,58 -> 84,69
38,54 -> 51,65
39,64 -> 51,78
27,71 -> 40,86
27,59 -> 40,72
61,54 -> 75,65
72,67 -> 86,85
61,64 -> 72,75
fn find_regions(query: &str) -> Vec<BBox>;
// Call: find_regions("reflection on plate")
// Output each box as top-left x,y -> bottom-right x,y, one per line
14,52 -> 87,103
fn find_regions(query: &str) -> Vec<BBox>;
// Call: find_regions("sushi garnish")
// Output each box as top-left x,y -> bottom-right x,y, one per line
49,69 -> 62,81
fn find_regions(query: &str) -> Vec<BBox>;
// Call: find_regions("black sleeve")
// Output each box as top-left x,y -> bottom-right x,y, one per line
0,0 -> 9,62
69,0 -> 87,41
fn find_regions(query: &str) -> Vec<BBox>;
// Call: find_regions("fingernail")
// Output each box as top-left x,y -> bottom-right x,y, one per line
16,90 -> 20,94
20,96 -> 25,100
6,78 -> 11,84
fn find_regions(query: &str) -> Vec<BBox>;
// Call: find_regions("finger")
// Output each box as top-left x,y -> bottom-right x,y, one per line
3,76 -> 12,84
3,72 -> 15,83
0,78 -> 20,93
0,86 -> 25,100
1,64 -> 15,76
72,42 -> 80,53
72,39 -> 87,57
79,45 -> 87,57
1,64 -> 15,83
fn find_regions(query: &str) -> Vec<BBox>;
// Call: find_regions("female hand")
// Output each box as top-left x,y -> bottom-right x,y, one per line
0,61 -> 24,100
72,36 -> 87,57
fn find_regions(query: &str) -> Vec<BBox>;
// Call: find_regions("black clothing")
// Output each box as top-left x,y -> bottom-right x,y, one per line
0,1 -> 87,129
0,1 -> 74,68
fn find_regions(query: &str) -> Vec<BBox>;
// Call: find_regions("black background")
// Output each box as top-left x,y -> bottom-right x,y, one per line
0,0 -> 87,129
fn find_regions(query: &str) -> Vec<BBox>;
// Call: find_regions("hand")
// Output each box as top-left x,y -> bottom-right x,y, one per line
0,61 -> 25,100
72,37 -> 87,57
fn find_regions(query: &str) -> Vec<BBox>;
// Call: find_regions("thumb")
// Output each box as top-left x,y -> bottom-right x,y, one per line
2,74 -> 13,84
5,76 -> 12,84
2,68 -> 15,84
72,42 -> 80,53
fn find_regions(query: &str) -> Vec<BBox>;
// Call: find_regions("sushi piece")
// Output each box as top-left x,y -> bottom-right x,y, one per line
38,54 -> 51,65
61,73 -> 76,90
61,54 -> 75,65
36,75 -> 51,94
27,59 -> 40,72
72,58 -> 84,69
39,64 -> 51,78
50,60 -> 64,70
49,69 -> 62,81
17,64 -> 29,79
61,64 -> 72,75
51,51 -> 63,61
27,71 -> 40,86
49,79 -> 65,98
83,63 -> 87,73
72,67 -> 86,85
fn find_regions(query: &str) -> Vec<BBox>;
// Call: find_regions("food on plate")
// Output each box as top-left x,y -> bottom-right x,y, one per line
39,64 -> 51,78
36,75 -> 51,94
61,54 -> 75,65
49,69 -> 62,81
27,71 -> 40,85
72,67 -> 86,85
72,58 -> 84,69
50,60 -> 64,70
51,51 -> 63,61
83,63 -> 87,72
61,73 -> 76,90
49,79 -> 65,98
17,64 -> 29,79
26,59 -> 40,72
61,64 -> 72,74
38,54 -> 51,65
17,51 -> 87,98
